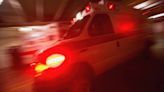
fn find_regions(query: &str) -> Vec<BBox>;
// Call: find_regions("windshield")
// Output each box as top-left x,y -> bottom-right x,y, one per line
63,15 -> 90,39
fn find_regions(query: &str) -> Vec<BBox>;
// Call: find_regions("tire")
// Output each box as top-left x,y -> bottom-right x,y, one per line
69,62 -> 95,92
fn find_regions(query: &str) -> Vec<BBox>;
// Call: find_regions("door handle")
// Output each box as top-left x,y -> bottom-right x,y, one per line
79,49 -> 88,52
116,41 -> 120,47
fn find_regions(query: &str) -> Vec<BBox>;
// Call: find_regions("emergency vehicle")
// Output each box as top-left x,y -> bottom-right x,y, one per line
32,1 -> 152,92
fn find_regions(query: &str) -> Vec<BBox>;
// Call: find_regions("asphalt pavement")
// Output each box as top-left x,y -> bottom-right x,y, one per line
92,57 -> 164,92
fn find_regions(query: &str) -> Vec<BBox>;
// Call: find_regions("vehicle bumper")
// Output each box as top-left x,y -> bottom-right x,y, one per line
33,66 -> 73,92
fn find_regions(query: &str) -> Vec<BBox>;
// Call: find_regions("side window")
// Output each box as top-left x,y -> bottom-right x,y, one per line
64,16 -> 90,39
88,14 -> 114,36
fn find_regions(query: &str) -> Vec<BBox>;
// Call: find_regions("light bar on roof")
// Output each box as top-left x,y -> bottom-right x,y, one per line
142,1 -> 163,10
133,0 -> 152,9
148,13 -> 164,19
76,12 -> 83,21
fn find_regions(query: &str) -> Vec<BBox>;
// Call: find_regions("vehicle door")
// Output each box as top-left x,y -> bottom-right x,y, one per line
62,15 -> 97,64
87,13 -> 121,74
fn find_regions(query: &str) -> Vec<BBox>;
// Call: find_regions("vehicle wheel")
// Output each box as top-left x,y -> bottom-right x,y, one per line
69,63 -> 95,92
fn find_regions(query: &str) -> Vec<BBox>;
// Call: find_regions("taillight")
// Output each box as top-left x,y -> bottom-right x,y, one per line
46,54 -> 66,68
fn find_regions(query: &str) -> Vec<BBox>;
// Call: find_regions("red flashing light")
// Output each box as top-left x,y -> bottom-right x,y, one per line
34,53 -> 66,73
108,3 -> 114,10
85,4 -> 91,12
34,46 -> 74,74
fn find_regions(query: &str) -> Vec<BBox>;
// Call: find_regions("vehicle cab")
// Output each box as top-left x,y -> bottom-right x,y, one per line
33,1 -> 151,92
